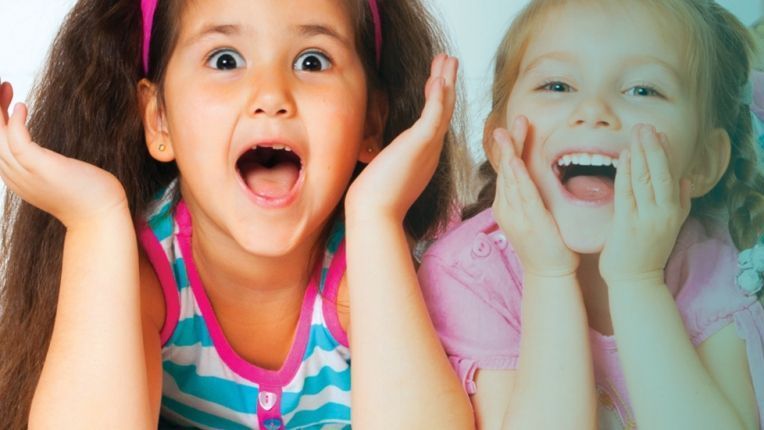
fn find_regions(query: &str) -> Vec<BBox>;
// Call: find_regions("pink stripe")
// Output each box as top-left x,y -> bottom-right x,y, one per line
138,221 -> 180,346
141,0 -> 158,74
368,0 -> 382,66
321,242 -> 349,348
174,202 -> 320,385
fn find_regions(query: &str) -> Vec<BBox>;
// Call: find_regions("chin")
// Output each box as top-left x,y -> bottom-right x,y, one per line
554,210 -> 610,255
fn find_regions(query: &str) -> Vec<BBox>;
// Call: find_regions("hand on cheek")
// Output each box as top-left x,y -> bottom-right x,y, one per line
492,116 -> 579,278
345,54 -> 458,222
600,124 -> 691,286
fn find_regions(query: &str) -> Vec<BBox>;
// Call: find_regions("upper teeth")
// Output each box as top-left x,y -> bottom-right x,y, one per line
254,145 -> 292,152
557,153 -> 618,168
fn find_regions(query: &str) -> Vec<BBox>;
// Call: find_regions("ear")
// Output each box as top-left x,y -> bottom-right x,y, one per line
358,89 -> 388,164
687,127 -> 731,197
138,79 -> 175,162
482,114 -> 501,171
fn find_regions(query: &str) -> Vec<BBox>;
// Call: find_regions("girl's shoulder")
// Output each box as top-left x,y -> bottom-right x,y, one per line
420,208 -> 522,283
667,217 -> 760,346
418,207 -> 524,326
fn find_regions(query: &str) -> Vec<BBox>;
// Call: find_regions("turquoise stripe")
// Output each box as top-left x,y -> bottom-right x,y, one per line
303,324 -> 341,359
326,222 -> 344,253
148,200 -> 174,241
320,268 -> 329,292
162,396 -> 252,430
173,258 -> 190,289
163,362 -> 259,414
285,403 -> 351,428
168,315 -> 214,347
281,366 -> 351,415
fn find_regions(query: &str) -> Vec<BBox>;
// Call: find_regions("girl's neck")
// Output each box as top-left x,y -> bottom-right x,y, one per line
577,253 -> 614,336
189,212 -> 323,307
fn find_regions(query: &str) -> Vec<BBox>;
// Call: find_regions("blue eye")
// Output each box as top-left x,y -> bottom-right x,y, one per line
207,50 -> 245,70
294,51 -> 332,72
626,85 -> 661,97
539,81 -> 573,93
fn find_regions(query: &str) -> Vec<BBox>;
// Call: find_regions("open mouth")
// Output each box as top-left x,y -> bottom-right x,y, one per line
236,145 -> 303,200
553,153 -> 618,202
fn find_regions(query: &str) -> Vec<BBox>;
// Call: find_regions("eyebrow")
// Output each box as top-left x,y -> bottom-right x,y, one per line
184,24 -> 241,47
183,23 -> 351,49
522,52 -> 682,82
298,24 -> 351,47
521,52 -> 577,75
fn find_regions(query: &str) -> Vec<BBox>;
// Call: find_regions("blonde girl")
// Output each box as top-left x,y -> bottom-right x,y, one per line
419,0 -> 764,429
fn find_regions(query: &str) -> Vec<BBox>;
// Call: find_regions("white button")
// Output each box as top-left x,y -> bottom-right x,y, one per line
259,391 -> 278,411
492,233 -> 508,250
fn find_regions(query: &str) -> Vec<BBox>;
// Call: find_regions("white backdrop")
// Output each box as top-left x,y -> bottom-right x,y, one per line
0,0 -> 761,184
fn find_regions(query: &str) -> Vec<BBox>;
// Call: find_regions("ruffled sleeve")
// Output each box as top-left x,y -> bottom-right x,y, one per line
666,218 -> 764,428
418,209 -> 524,394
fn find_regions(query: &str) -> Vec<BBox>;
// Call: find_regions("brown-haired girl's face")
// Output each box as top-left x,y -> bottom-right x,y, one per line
497,1 -> 714,254
142,0 -> 377,256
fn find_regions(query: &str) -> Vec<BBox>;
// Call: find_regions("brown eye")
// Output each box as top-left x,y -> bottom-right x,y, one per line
294,51 -> 331,72
207,50 -> 245,70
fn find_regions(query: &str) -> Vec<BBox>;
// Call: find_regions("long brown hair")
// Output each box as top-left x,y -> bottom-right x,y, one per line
464,0 -> 764,251
0,0 -> 469,426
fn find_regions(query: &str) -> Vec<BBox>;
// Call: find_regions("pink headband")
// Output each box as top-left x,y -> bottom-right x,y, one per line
141,0 -> 383,75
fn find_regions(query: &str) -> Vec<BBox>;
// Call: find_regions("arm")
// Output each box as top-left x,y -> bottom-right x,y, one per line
601,125 -> 755,429
345,54 -> 474,429
487,120 -> 596,430
0,100 -> 155,428
609,280 -> 757,429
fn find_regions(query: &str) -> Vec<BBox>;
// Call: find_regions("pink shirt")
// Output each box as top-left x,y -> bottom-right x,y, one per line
418,209 -> 764,429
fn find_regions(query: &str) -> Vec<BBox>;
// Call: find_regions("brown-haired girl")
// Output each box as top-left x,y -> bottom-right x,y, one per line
0,0 -> 474,428
419,0 -> 764,428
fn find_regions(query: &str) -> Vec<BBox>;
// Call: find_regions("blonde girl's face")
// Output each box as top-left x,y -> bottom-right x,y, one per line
149,0 -> 375,256
502,1 -> 705,254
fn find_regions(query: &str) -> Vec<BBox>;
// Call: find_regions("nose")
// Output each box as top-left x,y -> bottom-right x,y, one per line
568,93 -> 620,129
247,66 -> 296,118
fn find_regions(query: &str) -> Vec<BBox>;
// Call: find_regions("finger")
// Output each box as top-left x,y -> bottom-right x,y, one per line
643,131 -> 675,206
425,54 -> 447,99
630,125 -> 655,210
679,178 -> 692,215
7,104 -> 41,169
437,57 -> 459,135
408,77 -> 446,147
509,116 -> 529,157
0,81 -> 13,123
495,132 -> 523,214
613,149 -> 635,215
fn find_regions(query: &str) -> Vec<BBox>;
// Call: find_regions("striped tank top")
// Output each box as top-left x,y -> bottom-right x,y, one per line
138,184 -> 352,429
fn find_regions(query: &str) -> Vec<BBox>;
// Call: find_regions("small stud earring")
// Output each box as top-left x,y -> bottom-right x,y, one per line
367,147 -> 374,153
158,144 -> 166,152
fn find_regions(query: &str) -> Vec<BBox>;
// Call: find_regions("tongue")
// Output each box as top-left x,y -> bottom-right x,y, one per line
565,176 -> 614,201
244,163 -> 300,198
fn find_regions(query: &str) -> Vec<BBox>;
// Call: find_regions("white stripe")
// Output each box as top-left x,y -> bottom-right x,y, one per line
282,385 -> 351,423
283,347 -> 350,393
163,345 -> 261,389
162,371 -> 260,428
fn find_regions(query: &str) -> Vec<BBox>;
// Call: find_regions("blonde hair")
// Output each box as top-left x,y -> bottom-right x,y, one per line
465,0 -> 764,250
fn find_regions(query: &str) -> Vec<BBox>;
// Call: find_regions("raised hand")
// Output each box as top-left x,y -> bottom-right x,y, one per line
0,100 -> 128,229
492,116 -> 578,278
345,54 -> 458,221
599,124 -> 691,286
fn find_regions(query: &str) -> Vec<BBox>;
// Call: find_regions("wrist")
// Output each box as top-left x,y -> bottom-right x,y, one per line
65,199 -> 133,234
603,270 -> 665,290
